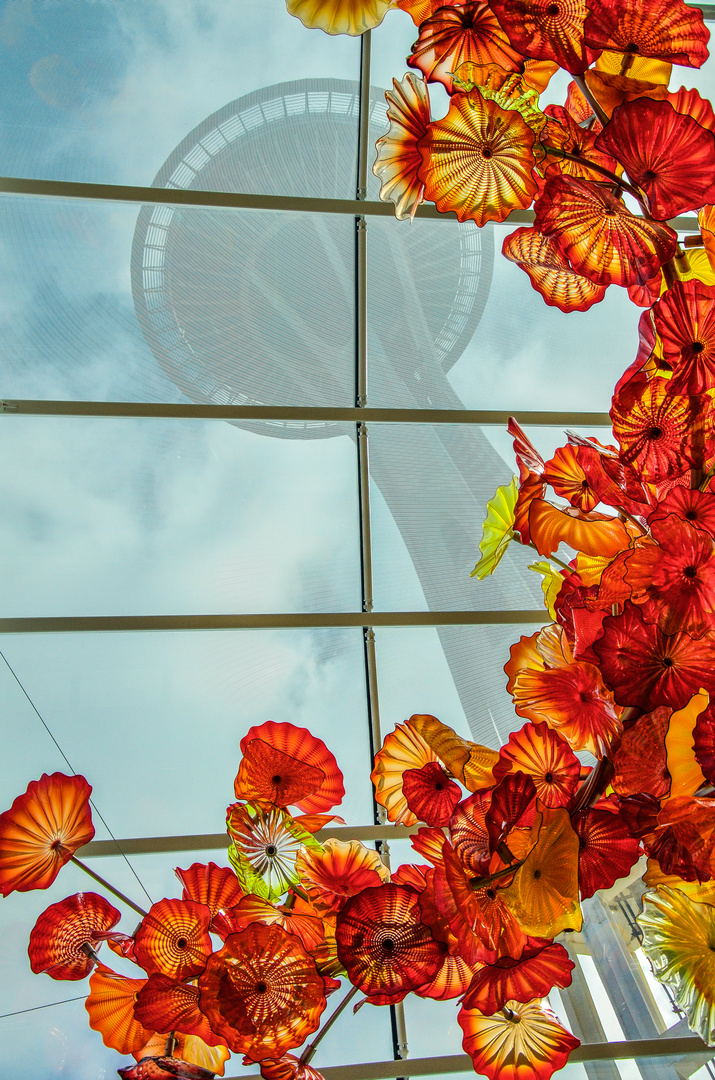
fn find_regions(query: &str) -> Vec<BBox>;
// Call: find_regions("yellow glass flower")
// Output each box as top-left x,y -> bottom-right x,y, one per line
285,0 -> 392,35
638,886 -> 715,1045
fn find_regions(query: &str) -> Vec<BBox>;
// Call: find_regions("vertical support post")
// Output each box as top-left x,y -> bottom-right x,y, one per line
355,27 -> 408,1075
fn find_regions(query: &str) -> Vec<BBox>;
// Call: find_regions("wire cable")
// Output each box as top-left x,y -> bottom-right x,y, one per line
0,648 -> 154,907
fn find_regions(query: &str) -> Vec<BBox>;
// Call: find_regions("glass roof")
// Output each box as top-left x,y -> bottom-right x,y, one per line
0,1 -> 712,1078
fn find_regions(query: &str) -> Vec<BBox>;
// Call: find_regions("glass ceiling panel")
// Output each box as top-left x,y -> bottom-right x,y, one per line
0,417 -> 360,616
0,627 -> 373,837
0,0 -> 361,190
369,423 -> 543,618
0,196 -> 357,405
0,849 -> 393,1080
367,215 -> 649,414
375,623 -> 542,752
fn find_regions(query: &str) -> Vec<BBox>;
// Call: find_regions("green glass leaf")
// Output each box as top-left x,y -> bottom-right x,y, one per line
226,802 -> 322,903
529,560 -> 563,619
471,476 -> 518,580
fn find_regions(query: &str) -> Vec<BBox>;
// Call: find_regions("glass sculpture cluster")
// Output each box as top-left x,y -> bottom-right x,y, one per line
4,0 -> 715,1076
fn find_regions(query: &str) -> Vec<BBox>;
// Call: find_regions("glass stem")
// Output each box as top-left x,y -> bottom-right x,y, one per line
573,74 -> 609,128
300,984 -> 360,1066
71,856 -> 148,918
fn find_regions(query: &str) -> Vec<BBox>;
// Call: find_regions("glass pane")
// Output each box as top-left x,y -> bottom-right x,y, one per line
0,416 -> 360,615
375,623 -> 541,750
367,213 -> 639,413
369,422 -> 544,616
0,628 -> 373,837
0,0 -> 360,190
0,196 -> 357,403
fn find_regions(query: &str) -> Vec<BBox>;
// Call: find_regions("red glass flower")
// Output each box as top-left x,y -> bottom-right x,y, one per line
571,808 -> 641,899
373,73 -> 431,221
134,973 -> 222,1045
653,280 -> 715,396
462,938 -> 574,1014
294,837 -> 390,914
0,772 -> 94,896
236,721 -> 344,814
610,378 -> 707,483
594,601 -> 715,710
335,883 -> 446,1003
596,99 -> 715,220
612,706 -> 671,799
584,0 -> 709,68
175,863 -> 243,924
28,891 -> 120,980
489,0 -> 598,74
402,762 -> 462,826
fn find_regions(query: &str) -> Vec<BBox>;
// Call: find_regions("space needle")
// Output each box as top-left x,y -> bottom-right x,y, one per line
130,78 -> 542,745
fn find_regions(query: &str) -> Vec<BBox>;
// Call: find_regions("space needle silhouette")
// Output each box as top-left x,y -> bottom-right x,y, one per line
130,78 -> 542,745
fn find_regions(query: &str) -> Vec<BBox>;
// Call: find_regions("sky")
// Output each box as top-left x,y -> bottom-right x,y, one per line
0,0 -> 709,1077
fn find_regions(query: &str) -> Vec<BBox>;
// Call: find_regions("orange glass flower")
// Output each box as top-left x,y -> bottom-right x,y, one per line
198,922 -> 326,1059
528,499 -> 630,559
595,601 -> 715,710
407,713 -> 498,791
542,444 -> 601,512
28,891 -> 120,980
285,0 -> 392,35
490,0 -> 597,73
134,898 -> 212,981
373,74 -> 431,221
418,90 -> 538,226
175,862 -> 243,924
408,3 -> 523,93
610,378 -> 706,484
596,99 -> 715,220
295,837 -> 390,914
542,104 -> 617,183
500,807 -> 582,938
86,963 -> 152,1055
0,772 -> 94,896
237,721 -> 344,814
459,998 -> 580,1080
371,721 -> 439,826
133,973 -> 222,1045
213,895 -> 326,957
653,280 -> 715,396
534,176 -> 677,287
493,722 -> 580,809
335,883 -> 446,1003
584,0 -> 709,67
462,939 -> 574,1014
502,227 -> 607,313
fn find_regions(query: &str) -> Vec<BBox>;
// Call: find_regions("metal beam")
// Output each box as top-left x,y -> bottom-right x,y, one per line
78,823 -> 420,858
0,611 -> 546,633
0,176 -> 699,231
226,1038 -> 711,1080
0,400 -> 612,426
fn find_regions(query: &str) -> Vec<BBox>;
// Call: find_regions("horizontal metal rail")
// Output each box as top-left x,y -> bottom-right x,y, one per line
0,176 -> 699,231
0,400 -> 612,426
0,611 -> 546,633
225,1037 -> 711,1080
78,823 -> 419,858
